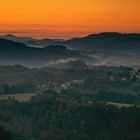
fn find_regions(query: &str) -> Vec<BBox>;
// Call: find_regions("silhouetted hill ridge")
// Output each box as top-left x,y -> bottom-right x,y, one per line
0,34 -> 33,43
64,32 -> 140,51
0,39 -> 84,67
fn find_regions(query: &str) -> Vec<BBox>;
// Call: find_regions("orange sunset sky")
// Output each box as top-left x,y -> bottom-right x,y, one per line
0,0 -> 140,39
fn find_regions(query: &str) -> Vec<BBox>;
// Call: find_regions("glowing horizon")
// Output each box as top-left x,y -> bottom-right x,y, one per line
0,0 -> 140,39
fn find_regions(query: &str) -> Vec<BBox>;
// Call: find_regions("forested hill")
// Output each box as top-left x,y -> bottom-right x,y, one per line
0,39 -> 83,67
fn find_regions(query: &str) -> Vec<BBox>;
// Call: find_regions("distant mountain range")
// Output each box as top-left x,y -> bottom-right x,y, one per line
1,32 -> 140,53
0,34 -> 33,43
0,32 -> 140,67
64,32 -> 140,52
0,34 -> 64,47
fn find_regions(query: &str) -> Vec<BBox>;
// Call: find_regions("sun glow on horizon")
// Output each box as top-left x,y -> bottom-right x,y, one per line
0,0 -> 140,39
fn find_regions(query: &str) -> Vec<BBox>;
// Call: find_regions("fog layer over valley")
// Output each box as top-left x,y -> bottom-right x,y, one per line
0,32 -> 140,68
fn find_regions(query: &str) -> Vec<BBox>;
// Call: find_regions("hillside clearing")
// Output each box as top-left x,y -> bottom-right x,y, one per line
106,101 -> 134,108
0,93 -> 37,102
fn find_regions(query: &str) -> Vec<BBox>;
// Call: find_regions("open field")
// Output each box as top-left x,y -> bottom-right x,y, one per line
0,93 -> 37,102
106,101 -> 134,108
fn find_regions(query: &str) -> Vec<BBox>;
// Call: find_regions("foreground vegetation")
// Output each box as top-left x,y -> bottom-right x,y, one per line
0,92 -> 140,140
0,64 -> 140,140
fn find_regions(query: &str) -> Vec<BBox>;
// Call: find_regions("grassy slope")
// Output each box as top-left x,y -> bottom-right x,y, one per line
0,93 -> 37,102
106,101 -> 134,108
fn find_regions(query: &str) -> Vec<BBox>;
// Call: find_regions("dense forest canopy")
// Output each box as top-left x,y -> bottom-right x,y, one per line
0,92 -> 140,140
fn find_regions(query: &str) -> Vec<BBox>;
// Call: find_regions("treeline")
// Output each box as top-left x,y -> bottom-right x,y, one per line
1,64 -> 140,104
0,64 -> 136,95
0,84 -> 35,95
